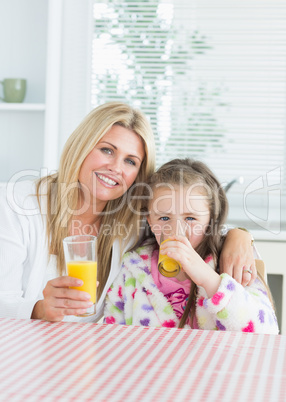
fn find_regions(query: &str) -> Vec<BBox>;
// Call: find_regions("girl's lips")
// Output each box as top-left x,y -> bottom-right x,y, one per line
95,172 -> 119,187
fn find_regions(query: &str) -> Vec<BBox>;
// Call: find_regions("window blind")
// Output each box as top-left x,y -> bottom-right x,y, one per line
91,0 -> 286,231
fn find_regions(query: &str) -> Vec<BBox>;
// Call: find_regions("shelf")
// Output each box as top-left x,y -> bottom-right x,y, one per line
0,103 -> 45,111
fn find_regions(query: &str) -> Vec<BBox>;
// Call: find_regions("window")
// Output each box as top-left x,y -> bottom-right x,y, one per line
91,0 -> 286,235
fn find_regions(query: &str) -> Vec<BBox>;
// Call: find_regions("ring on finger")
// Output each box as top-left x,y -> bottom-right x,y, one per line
243,268 -> 253,275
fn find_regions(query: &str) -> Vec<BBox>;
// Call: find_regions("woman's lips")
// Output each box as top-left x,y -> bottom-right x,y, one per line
95,173 -> 119,187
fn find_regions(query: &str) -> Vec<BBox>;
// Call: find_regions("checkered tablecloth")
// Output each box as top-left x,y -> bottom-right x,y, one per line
0,318 -> 285,401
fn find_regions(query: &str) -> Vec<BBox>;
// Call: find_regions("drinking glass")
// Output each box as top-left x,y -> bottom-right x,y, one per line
63,235 -> 97,316
158,222 -> 189,278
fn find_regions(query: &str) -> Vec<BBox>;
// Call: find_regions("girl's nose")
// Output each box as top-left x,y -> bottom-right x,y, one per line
172,219 -> 189,236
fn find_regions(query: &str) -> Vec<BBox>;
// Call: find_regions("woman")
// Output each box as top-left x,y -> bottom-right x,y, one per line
0,102 -> 255,322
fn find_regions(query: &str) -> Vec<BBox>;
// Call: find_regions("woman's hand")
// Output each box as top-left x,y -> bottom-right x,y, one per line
219,228 -> 256,287
31,276 -> 94,322
160,236 -> 221,297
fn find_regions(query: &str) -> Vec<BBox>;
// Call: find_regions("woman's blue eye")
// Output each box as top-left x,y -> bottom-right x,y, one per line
186,217 -> 195,221
126,158 -> 136,166
101,147 -> 112,154
159,217 -> 169,221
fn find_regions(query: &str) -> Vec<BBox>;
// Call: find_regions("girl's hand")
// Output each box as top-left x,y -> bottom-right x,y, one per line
31,276 -> 95,322
219,228 -> 256,287
160,236 -> 221,297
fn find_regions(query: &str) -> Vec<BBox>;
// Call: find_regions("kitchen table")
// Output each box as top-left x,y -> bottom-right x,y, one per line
0,318 -> 285,401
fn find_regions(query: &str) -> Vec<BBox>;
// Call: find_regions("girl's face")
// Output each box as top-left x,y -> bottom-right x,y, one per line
147,184 -> 211,249
78,125 -> 145,211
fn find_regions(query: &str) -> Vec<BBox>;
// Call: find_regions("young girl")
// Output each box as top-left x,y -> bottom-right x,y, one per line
104,158 -> 279,334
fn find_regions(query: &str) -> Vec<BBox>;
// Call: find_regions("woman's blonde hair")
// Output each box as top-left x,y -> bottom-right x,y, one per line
36,101 -> 156,299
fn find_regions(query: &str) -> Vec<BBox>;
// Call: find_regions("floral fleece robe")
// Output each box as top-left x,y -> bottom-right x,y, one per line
104,242 -> 279,334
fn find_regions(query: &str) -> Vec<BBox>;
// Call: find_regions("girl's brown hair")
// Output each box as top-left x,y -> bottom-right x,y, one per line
144,158 -> 228,327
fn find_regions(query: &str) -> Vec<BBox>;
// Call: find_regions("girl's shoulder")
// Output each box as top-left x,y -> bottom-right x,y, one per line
125,238 -> 157,260
108,240 -> 157,294
122,239 -> 157,274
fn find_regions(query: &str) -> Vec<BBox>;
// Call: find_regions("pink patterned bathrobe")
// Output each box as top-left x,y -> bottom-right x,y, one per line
104,242 -> 279,334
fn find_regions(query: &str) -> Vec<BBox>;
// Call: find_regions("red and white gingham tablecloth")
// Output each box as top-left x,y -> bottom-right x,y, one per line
0,318 -> 285,401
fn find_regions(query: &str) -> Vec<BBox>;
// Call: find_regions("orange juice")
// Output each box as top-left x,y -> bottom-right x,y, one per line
67,260 -> 97,303
158,239 -> 181,278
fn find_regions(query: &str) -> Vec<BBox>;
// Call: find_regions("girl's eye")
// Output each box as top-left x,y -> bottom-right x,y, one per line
159,216 -> 169,221
186,217 -> 195,221
125,158 -> 136,166
101,147 -> 113,155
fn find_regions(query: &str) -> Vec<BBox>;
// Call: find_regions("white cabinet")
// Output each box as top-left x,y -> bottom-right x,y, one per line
0,0 -> 48,183
256,241 -> 286,334
0,0 -> 93,184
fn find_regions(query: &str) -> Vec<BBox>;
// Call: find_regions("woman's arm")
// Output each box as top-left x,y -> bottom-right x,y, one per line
219,228 -> 256,286
0,186 -> 95,321
0,189 -> 35,319
196,274 -> 279,334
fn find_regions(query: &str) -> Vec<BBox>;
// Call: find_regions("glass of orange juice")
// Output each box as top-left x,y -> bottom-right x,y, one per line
158,222 -> 189,278
63,235 -> 97,316
158,231 -> 181,278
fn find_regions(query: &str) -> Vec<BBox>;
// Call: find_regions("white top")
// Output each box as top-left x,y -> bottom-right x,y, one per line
0,180 -> 133,322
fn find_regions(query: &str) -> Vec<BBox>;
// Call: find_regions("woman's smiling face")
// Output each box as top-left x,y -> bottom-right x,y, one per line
78,124 -> 145,211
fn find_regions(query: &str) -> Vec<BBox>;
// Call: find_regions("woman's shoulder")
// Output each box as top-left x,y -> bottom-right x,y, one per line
0,180 -> 39,214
